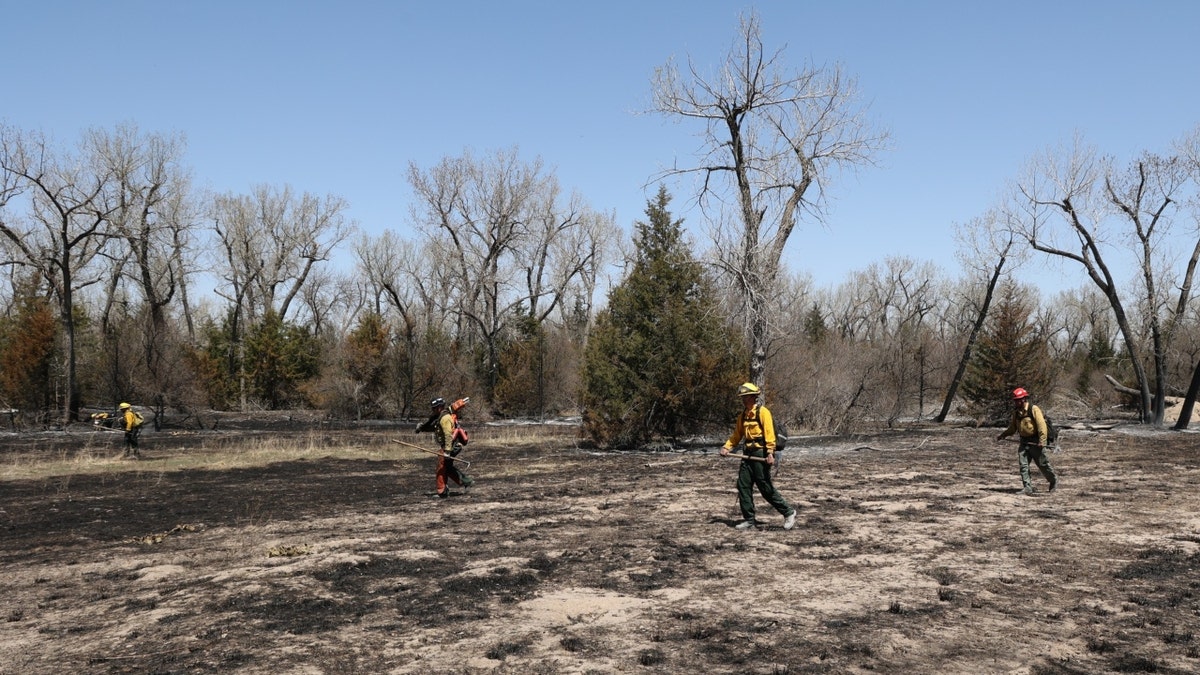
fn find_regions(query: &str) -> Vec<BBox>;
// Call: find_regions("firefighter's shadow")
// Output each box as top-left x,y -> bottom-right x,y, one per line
979,486 -> 1028,494
709,516 -> 749,528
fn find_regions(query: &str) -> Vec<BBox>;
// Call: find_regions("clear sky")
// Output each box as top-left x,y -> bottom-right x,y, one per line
5,1 -> 1199,294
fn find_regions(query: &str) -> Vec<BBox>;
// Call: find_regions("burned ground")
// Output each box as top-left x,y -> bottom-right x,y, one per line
1,420 -> 1198,674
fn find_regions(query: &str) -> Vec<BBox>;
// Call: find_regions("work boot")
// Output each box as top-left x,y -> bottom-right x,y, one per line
734,520 -> 756,530
438,489 -> 449,499
783,511 -> 796,530
1048,479 -> 1057,492
1023,485 -> 1036,496
462,475 -> 475,488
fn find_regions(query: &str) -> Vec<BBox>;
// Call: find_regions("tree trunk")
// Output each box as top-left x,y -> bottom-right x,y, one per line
936,255 -> 1006,423
1172,359 -> 1200,431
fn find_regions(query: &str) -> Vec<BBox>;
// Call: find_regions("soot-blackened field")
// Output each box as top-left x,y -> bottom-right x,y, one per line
1,421 -> 1198,674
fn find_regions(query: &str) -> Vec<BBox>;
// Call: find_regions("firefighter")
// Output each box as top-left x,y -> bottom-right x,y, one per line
720,383 -> 797,530
997,388 -> 1058,495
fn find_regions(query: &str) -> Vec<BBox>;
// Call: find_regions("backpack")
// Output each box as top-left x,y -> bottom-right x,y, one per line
1028,403 -> 1057,446
753,404 -> 787,452
1042,411 -> 1058,446
131,411 -> 145,428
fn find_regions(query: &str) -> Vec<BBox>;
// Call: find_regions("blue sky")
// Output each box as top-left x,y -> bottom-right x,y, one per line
5,1 -> 1199,294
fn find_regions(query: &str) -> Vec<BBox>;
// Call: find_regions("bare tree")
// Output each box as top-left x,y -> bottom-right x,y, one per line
209,185 -> 353,410
296,266 -> 353,339
936,212 -> 1017,422
650,11 -> 887,386
1170,125 -> 1200,429
0,125 -> 117,423
407,147 -> 615,402
355,230 -> 439,415
211,184 -> 354,323
1008,136 -> 1196,424
90,124 -> 200,415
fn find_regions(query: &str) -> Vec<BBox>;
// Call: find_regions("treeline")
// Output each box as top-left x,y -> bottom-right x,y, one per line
3,121 -> 1198,442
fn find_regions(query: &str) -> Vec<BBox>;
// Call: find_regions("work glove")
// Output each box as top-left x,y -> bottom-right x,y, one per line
719,447 -> 730,456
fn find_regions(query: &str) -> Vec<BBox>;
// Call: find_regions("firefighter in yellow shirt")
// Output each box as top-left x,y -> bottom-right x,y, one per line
997,388 -> 1058,495
720,383 -> 796,530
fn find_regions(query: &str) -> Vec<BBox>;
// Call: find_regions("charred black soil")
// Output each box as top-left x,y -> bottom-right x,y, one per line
2,421 -> 1198,674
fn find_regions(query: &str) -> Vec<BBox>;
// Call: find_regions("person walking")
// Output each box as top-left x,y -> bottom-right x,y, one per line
720,382 -> 797,530
115,402 -> 142,459
416,397 -> 474,498
996,387 -> 1058,495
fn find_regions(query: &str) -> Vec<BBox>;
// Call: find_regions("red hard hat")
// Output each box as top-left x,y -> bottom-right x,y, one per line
1012,388 -> 1029,400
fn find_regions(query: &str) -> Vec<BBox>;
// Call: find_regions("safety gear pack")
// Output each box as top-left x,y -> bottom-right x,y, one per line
130,410 -> 145,428
753,404 -> 787,452
1042,411 -> 1058,446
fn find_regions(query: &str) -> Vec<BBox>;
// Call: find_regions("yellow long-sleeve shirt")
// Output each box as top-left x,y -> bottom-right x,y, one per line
722,404 -> 777,454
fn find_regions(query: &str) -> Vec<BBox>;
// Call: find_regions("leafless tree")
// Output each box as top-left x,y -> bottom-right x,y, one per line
650,11 -> 887,386
89,124 -> 201,416
935,212 -> 1018,422
208,184 -> 354,410
210,184 -> 354,323
0,125 -> 117,423
1170,125 -> 1200,428
355,230 -> 439,415
407,147 -> 616,402
296,266 -> 354,340
1008,136 -> 1196,424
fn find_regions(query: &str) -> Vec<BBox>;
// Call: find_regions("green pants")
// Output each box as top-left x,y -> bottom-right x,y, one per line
736,447 -> 794,522
1018,439 -> 1056,489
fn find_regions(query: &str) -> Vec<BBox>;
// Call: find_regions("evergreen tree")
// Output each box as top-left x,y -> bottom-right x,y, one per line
493,310 -> 546,416
0,281 -> 58,419
581,186 -> 745,447
245,310 -> 321,409
961,282 -> 1055,421
344,312 -> 391,418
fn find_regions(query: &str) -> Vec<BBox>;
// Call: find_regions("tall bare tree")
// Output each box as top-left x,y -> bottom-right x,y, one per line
1170,124 -> 1200,429
0,125 -> 117,422
90,123 -> 200,414
407,147 -> 616,402
936,212 -> 1018,422
1008,136 -> 1196,425
650,11 -> 887,386
211,184 -> 353,323
209,184 -> 353,410
355,230 -> 436,415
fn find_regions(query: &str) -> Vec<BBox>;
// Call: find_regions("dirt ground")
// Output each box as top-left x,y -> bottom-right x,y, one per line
1,416 -> 1199,674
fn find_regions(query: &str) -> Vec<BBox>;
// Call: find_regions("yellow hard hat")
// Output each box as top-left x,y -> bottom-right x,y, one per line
119,402 -> 131,409
737,382 -> 761,397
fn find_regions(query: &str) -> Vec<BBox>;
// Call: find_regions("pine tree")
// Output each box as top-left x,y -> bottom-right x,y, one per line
344,312 -> 391,418
0,282 -> 58,417
961,282 -> 1055,421
581,186 -> 745,447
244,310 -> 321,409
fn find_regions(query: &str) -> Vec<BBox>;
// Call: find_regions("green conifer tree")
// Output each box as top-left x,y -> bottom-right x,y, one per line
244,310 -> 321,409
581,186 -> 745,447
0,280 -> 58,417
961,282 -> 1055,421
